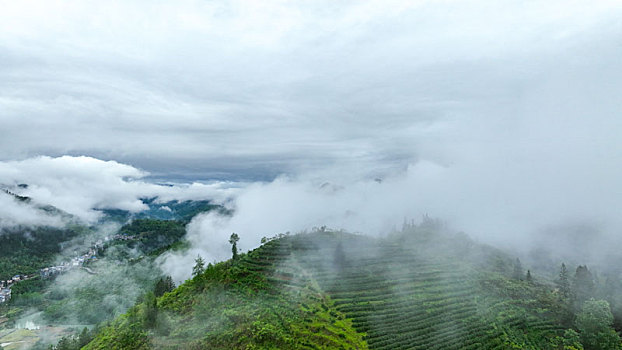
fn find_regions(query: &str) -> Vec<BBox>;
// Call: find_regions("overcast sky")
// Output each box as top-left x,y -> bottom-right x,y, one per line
2,1 -> 622,274
2,0 -> 621,180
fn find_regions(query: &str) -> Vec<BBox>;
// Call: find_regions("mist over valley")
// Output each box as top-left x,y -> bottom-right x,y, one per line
2,1 -> 622,349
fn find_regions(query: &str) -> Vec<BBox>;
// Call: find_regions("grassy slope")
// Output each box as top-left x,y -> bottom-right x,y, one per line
85,226 -> 568,349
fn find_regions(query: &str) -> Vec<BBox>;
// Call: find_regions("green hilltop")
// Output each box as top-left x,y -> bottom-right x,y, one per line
82,222 -> 619,350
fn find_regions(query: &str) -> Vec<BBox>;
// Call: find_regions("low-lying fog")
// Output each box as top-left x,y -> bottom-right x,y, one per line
1,147 -> 621,283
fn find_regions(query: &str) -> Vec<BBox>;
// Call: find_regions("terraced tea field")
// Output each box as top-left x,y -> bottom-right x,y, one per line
86,228 -> 568,349
266,231 -> 565,349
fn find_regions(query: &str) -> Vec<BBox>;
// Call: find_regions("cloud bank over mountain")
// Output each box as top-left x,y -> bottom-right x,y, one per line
0,191 -> 65,228
0,156 -> 237,225
1,1 -> 622,280
160,150 -> 622,281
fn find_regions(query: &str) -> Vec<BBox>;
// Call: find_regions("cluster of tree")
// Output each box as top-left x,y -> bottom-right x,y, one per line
550,299 -> 622,350
556,263 -> 599,312
0,226 -> 85,280
155,199 -> 227,224
100,199 -> 228,224
511,258 -> 534,283
508,257 -> 622,349
40,260 -> 164,325
141,276 -> 178,335
154,276 -> 175,297
32,327 -> 95,350
576,299 -> 621,350
43,273 -> 176,349
510,259 -> 602,306
554,263 -> 622,349
192,255 -> 206,277
115,219 -> 187,255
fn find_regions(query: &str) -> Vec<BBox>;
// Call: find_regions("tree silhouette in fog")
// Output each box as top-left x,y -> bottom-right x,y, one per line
230,232 -> 240,260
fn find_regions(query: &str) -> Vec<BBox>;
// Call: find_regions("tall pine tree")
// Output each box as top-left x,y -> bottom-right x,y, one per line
229,232 -> 240,260
192,255 -> 205,277
557,263 -> 571,299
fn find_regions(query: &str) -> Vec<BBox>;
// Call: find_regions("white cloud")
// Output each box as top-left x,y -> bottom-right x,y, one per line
0,156 -> 237,224
0,192 -> 65,228
161,124 -> 622,280
1,0 -> 621,179
1,1 -> 622,277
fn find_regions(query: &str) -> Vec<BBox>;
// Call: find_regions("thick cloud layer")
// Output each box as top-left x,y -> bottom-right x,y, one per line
2,0 -> 622,179
0,156 -> 237,224
161,146 -> 622,282
0,191 -> 65,228
2,1 -> 622,279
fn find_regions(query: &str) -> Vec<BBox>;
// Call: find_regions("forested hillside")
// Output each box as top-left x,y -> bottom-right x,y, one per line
99,199 -> 226,224
0,198 -> 225,349
83,221 -> 621,349
0,225 -> 86,281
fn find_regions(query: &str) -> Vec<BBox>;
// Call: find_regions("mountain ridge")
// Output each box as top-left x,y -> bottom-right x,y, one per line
84,223 -> 583,349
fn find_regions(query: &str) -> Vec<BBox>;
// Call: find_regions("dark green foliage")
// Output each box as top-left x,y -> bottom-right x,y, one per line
100,199 -> 225,224
576,299 -> 622,350
9,277 -> 50,298
0,225 -> 85,280
116,219 -> 186,255
554,263 -> 576,327
552,329 -> 584,350
50,327 -> 96,350
142,292 -> 158,329
154,276 -> 175,297
84,312 -> 150,350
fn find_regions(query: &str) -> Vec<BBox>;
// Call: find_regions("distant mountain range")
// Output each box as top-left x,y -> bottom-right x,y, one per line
97,198 -> 228,224
3,184 -> 226,225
